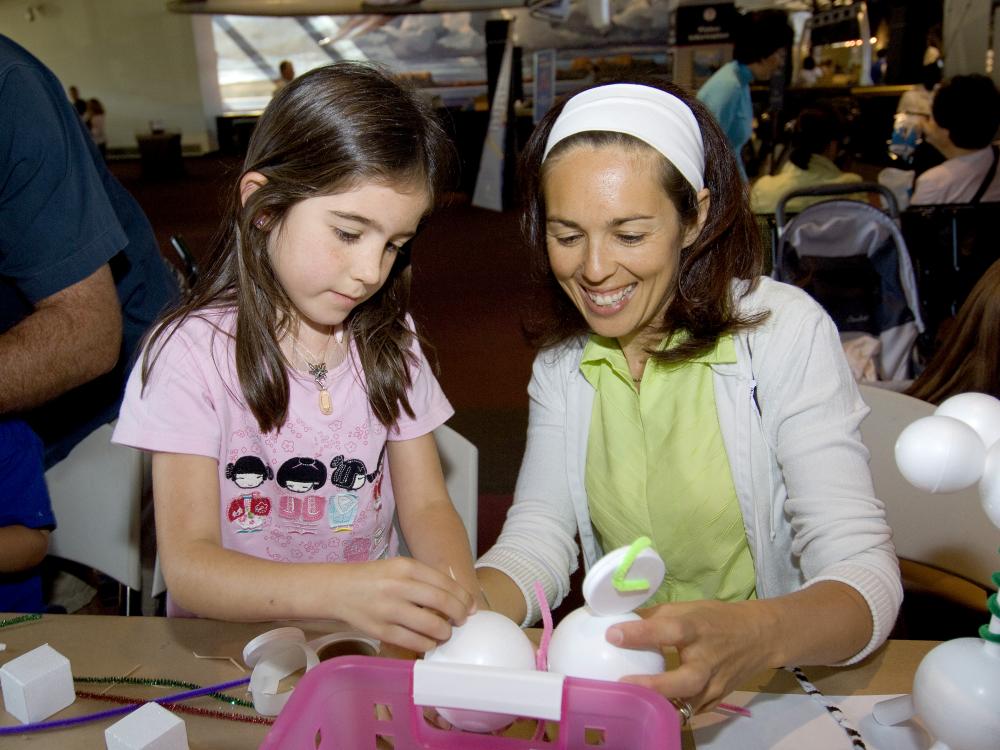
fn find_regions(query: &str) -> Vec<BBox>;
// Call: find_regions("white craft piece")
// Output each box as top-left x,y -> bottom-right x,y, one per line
911,638 -> 1000,750
885,391 -> 1000,750
895,415 -> 986,493
104,702 -> 189,750
0,643 -> 75,724
935,392 -> 1000,450
242,627 -> 380,716
423,610 -> 537,732
547,543 -> 666,681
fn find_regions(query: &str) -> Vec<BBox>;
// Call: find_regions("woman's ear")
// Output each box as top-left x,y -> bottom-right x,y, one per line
239,171 -> 268,207
683,188 -> 711,248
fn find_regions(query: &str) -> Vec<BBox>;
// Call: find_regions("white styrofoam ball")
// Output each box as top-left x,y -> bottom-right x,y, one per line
424,611 -> 536,732
425,611 -> 535,669
547,608 -> 664,682
912,638 -> 1000,750
894,415 -> 986,493
935,392 -> 1000,450
978,439 -> 1000,529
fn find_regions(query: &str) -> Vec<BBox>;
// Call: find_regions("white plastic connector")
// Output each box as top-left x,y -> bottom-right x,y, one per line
412,661 -> 564,721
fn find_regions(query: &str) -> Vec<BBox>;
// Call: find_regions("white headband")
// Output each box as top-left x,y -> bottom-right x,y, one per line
542,83 -> 705,193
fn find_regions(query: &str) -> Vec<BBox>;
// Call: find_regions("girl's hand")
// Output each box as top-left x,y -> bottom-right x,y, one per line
334,556 -> 477,653
605,599 -> 776,715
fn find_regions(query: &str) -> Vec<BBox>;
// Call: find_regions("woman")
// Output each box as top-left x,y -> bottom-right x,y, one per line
750,105 -> 863,215
476,80 -> 901,716
906,259 -> 1000,404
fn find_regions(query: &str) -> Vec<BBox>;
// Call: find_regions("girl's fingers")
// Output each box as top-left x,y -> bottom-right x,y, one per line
375,622 -> 440,654
390,581 -> 473,627
390,600 -> 458,644
403,560 -> 477,609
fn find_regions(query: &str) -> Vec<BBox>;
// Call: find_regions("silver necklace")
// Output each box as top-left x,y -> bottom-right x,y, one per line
289,325 -> 343,415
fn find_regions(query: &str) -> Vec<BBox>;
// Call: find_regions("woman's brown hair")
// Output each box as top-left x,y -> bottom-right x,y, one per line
142,62 -> 454,432
906,259 -> 1000,404
519,77 -> 766,363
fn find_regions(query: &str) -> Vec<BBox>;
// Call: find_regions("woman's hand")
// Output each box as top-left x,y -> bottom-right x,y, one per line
332,556 -> 476,654
606,599 -> 778,715
607,582 -> 872,715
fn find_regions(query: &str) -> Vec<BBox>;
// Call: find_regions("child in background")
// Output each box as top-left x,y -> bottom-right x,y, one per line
112,63 -> 477,652
0,419 -> 54,613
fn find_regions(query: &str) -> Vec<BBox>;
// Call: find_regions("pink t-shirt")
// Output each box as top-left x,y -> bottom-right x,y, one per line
114,308 -> 453,573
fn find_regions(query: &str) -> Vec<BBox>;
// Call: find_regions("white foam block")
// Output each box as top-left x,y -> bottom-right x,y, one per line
105,702 -> 189,750
0,642 -> 75,724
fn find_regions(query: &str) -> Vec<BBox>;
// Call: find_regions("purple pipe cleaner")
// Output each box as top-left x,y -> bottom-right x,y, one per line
0,676 -> 251,735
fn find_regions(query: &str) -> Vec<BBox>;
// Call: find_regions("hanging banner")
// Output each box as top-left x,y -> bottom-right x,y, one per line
472,27 -> 513,212
533,49 -> 556,125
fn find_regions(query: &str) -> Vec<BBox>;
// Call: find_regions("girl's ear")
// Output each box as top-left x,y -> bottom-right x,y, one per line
683,188 -> 711,248
239,171 -> 268,207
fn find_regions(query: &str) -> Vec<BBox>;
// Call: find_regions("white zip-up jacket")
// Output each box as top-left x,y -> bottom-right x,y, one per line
477,277 -> 902,664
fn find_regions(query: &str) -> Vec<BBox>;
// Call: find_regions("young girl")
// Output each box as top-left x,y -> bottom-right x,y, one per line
113,62 -> 477,653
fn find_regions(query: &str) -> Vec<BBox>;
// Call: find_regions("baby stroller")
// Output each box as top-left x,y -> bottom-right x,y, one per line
773,182 -> 924,382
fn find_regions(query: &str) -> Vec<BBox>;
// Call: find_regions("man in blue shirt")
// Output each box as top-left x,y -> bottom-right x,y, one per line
0,35 -> 178,468
697,9 -> 793,180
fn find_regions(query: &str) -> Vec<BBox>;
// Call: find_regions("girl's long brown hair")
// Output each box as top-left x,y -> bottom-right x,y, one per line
518,77 -> 767,363
142,62 -> 454,433
906,259 -> 1000,404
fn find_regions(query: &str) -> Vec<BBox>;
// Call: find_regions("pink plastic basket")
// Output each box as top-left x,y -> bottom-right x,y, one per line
261,655 -> 682,749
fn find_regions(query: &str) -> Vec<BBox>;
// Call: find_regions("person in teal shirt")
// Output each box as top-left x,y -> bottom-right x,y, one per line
697,9 -> 792,179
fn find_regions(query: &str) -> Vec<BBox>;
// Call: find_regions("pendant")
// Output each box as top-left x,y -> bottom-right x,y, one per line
319,388 -> 333,415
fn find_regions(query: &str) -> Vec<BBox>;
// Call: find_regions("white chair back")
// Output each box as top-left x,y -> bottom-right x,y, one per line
432,424 -> 479,557
45,421 -> 145,595
858,384 -> 995,588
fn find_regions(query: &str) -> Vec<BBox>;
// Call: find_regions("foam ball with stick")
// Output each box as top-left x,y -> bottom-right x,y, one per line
546,538 -> 666,681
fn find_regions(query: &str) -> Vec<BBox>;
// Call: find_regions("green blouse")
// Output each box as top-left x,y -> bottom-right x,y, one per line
580,333 -> 756,605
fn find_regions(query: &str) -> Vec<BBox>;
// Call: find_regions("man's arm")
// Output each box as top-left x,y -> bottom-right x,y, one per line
0,264 -> 122,414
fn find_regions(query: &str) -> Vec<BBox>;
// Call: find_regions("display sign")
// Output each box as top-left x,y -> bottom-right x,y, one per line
674,3 -> 738,46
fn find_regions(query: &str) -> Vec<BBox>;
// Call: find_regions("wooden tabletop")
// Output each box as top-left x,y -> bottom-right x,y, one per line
0,614 -> 938,749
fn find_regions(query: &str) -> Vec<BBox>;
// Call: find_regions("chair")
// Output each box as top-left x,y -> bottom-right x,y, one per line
44,420 -> 146,614
151,424 -> 479,598
857,384 -> 993,638
384,424 -> 480,560
900,201 -> 1000,351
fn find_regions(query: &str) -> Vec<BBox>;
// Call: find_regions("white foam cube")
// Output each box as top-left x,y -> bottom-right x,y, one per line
0,642 -> 75,723
105,702 -> 189,750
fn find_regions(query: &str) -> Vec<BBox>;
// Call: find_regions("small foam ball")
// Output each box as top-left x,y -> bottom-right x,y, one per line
894,415 -> 986,493
935,392 -> 1000,450
912,638 -> 1000,750
547,608 -> 664,682
978,439 -> 1000,529
423,611 -> 536,733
